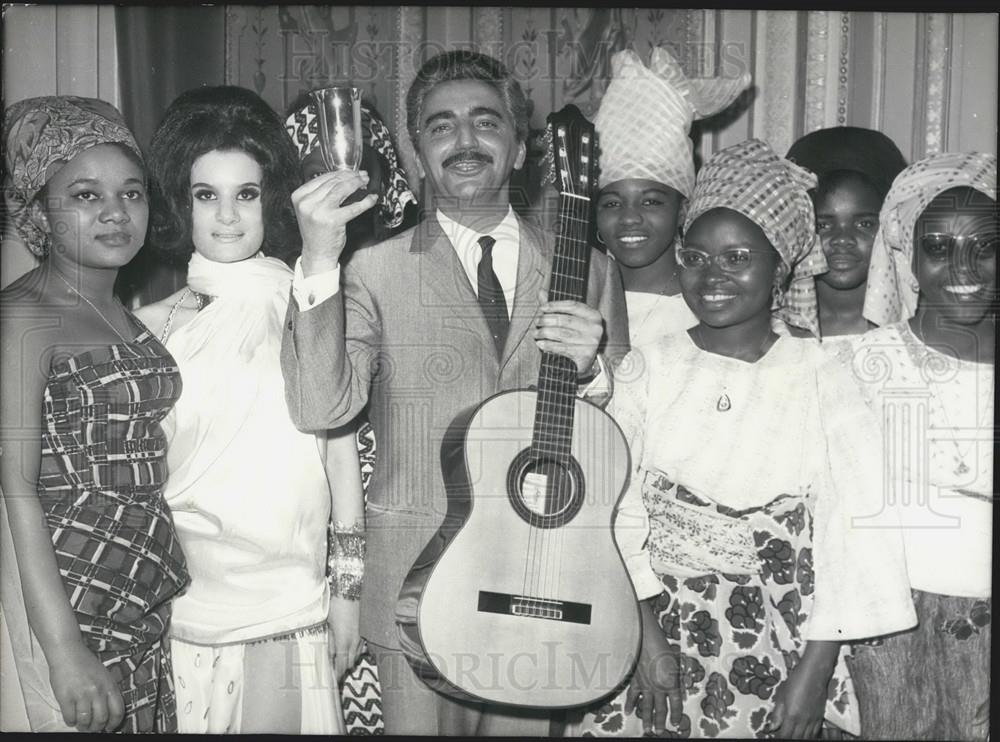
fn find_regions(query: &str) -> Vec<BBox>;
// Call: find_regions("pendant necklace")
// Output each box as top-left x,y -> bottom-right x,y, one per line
929,371 -> 992,477
694,326 -> 777,413
904,325 -> 992,478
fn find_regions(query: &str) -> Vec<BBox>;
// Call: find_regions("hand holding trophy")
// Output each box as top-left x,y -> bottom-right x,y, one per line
292,86 -> 376,274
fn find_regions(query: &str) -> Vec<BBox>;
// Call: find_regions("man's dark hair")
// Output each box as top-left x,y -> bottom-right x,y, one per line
405,50 -> 530,151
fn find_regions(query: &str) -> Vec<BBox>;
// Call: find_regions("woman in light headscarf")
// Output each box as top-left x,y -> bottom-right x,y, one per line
592,47 -> 750,348
847,152 -> 994,741
573,139 -> 916,738
1,96 -> 188,732
786,126 -> 908,343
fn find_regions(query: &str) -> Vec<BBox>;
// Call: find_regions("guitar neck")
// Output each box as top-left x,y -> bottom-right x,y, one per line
530,192 -> 593,461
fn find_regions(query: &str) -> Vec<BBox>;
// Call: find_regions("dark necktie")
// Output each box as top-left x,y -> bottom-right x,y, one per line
477,234 -> 509,357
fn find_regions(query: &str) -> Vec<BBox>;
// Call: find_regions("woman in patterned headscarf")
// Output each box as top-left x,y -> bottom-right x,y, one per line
575,139 -> 917,738
592,47 -> 750,349
285,92 -> 416,251
1,96 -> 189,732
847,151 -> 994,741
786,127 -> 908,342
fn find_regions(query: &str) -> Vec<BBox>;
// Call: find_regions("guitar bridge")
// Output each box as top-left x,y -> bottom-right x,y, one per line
478,591 -> 591,625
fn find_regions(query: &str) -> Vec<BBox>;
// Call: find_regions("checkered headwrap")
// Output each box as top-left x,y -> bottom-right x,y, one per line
862,151 -> 997,326
3,96 -> 143,257
684,138 -> 827,337
285,100 -> 415,230
594,47 -> 751,196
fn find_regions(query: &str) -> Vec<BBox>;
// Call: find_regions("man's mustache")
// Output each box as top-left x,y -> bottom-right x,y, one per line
442,150 -> 493,168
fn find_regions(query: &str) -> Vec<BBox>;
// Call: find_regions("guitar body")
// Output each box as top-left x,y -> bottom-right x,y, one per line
397,104 -> 641,708
396,390 -> 640,708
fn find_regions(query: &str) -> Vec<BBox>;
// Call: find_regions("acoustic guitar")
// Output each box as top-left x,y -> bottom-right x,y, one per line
396,105 -> 641,709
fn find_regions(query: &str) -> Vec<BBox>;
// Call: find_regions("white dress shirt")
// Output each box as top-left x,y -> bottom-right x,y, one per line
436,206 -> 519,316
291,207 -> 520,312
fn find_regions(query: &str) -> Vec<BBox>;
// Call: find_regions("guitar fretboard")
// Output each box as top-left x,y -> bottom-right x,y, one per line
530,192 -> 592,462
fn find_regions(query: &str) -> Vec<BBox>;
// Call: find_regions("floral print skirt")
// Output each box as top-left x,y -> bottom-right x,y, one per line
571,488 -> 858,738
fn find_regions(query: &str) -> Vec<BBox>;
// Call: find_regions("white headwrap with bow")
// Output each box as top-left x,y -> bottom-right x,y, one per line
594,47 -> 751,196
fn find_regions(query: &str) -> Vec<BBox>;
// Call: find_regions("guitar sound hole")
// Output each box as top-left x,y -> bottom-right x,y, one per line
507,450 -> 585,528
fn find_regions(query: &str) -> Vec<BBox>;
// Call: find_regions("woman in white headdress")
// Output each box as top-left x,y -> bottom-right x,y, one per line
592,48 -> 749,349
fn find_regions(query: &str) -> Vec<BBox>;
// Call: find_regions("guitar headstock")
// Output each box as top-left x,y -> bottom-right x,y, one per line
543,105 -> 597,200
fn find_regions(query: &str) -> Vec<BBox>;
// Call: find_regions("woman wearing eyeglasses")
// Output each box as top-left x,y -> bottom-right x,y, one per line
845,152 -> 994,741
592,139 -> 917,739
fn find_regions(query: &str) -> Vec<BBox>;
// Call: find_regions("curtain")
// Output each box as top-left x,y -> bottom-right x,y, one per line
116,6 -> 227,150
223,7 -> 997,235
115,6 -> 227,304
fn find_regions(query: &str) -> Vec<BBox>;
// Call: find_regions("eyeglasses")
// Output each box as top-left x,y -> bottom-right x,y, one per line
919,233 -> 997,262
676,247 -> 759,272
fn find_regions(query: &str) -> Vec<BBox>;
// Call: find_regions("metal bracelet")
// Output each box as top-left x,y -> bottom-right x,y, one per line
328,521 -> 365,601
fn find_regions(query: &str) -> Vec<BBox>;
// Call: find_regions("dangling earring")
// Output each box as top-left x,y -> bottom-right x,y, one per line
771,284 -> 784,308
596,232 -> 606,245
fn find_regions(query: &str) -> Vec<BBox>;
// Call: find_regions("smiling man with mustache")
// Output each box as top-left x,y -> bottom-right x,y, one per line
281,51 -> 628,736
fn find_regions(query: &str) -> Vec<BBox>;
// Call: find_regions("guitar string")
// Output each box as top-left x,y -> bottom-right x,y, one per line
551,196 -> 573,603
552,190 -> 584,604
546,191 -> 584,604
557,193 -> 586,602
526,134 -> 592,612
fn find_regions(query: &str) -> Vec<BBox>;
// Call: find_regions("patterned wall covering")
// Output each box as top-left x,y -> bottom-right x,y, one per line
224,7 -> 996,223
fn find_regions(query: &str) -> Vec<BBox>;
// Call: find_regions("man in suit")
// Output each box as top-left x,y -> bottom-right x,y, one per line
280,50 -> 628,735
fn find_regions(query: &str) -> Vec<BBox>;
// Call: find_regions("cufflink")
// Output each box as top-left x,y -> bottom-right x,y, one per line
577,357 -> 601,383
308,292 -> 316,306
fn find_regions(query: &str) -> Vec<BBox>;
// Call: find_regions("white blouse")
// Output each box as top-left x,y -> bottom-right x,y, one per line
162,256 -> 331,645
612,331 -> 917,640
624,290 -> 698,349
849,322 -> 993,598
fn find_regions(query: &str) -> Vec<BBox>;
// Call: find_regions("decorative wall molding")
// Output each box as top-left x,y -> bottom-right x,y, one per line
836,12 -> 851,127
802,11 -> 829,135
752,10 -> 799,156
473,6 -> 503,58
923,13 -> 953,157
209,6 -> 996,190
394,6 -> 425,187
870,12 -> 887,133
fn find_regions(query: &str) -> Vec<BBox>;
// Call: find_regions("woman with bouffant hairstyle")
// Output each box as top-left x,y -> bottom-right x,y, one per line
147,85 -> 301,265
136,86 -> 353,734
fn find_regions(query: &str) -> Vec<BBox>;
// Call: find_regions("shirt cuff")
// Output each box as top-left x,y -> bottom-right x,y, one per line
578,354 -> 612,404
292,257 -> 341,311
628,557 -> 664,601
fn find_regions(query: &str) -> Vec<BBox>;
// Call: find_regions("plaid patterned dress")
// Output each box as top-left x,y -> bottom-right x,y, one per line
36,326 -> 189,732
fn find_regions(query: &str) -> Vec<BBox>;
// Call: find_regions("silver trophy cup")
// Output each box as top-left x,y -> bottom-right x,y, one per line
310,86 -> 363,172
